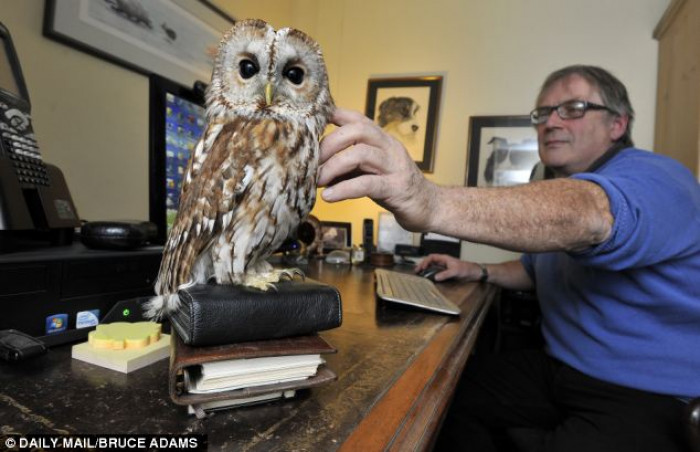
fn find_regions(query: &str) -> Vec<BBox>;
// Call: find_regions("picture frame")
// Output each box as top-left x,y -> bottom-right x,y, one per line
465,115 -> 541,187
320,221 -> 352,252
43,0 -> 235,88
365,76 -> 443,172
377,212 -> 414,254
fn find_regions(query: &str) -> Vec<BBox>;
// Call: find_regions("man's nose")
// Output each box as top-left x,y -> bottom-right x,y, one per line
543,108 -> 564,128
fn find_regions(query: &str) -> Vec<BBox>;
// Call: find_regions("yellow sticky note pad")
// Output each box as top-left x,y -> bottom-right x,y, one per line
72,322 -> 170,373
88,322 -> 162,350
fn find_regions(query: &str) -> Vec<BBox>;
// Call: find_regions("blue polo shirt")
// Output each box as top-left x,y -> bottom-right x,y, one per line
521,148 -> 700,398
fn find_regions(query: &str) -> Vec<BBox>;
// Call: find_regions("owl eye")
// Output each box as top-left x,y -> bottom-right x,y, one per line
239,59 -> 259,79
284,67 -> 305,85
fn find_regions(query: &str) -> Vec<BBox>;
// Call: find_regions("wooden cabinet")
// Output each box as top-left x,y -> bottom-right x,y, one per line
654,0 -> 700,177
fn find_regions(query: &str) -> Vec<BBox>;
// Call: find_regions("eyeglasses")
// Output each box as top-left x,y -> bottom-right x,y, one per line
530,100 -> 615,125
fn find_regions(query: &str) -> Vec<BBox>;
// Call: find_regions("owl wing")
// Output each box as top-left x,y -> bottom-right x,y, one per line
154,121 -> 246,296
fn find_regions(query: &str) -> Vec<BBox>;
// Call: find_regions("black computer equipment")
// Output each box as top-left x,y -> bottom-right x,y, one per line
0,244 -> 163,346
420,233 -> 461,258
0,22 -> 80,248
363,218 -> 374,256
100,295 -> 170,334
148,74 -> 206,245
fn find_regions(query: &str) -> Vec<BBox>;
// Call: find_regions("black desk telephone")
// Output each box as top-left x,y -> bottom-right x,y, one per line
0,22 -> 79,244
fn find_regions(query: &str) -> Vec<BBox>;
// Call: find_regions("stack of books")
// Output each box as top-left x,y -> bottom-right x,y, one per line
167,279 -> 342,417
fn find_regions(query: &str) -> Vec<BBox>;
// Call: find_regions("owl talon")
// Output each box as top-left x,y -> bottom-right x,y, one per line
278,267 -> 304,281
241,268 -> 305,291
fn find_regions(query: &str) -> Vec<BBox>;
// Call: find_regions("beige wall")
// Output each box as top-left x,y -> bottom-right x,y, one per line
2,0 -> 668,262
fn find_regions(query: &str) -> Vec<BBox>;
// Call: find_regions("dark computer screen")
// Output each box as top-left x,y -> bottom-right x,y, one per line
0,22 -> 30,106
0,40 -> 21,99
149,74 -> 206,244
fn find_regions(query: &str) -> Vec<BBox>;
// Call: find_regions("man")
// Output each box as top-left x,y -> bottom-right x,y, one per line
317,65 -> 700,451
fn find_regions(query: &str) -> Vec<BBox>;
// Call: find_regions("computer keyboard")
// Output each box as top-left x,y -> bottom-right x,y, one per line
375,269 -> 461,316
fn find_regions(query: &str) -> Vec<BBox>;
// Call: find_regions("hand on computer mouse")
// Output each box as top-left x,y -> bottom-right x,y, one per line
417,265 -> 444,282
415,254 -> 467,282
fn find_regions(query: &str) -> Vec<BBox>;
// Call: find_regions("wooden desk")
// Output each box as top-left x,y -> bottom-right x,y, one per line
0,260 -> 497,451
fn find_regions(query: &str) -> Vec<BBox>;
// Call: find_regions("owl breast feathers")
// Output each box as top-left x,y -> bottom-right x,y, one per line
146,19 -> 334,319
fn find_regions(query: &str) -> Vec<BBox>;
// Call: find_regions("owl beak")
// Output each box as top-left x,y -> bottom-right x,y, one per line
264,83 -> 274,105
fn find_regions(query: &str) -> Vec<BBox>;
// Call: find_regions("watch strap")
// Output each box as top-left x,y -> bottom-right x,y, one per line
477,263 -> 489,283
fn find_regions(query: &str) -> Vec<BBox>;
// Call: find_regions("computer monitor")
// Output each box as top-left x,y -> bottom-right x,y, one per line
148,74 -> 206,244
0,22 -> 30,108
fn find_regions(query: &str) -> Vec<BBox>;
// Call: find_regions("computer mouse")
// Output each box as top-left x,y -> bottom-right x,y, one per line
418,265 -> 444,282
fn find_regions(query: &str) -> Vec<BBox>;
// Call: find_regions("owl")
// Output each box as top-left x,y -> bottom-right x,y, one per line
145,19 -> 334,319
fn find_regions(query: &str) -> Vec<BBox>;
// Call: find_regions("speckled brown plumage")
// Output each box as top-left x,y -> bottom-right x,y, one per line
146,19 -> 334,318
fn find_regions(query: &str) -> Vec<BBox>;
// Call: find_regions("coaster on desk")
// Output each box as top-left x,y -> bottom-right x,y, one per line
370,252 -> 395,267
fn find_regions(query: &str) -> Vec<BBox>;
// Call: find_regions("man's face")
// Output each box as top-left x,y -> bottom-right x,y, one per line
535,74 -> 626,176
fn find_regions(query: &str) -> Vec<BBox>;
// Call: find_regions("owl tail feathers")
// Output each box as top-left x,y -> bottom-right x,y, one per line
143,293 -> 182,320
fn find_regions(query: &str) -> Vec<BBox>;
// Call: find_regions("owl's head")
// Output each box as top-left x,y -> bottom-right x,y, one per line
207,19 -> 334,122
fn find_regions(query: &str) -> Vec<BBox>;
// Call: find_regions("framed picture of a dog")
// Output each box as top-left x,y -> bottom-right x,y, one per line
466,116 -> 543,188
365,76 -> 443,172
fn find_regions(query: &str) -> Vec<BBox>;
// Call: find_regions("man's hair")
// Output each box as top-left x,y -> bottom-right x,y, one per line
538,65 -> 635,147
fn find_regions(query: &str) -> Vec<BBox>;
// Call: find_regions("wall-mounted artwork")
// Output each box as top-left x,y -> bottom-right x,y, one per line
43,0 -> 234,87
365,76 -> 443,172
320,221 -> 352,253
466,115 -> 541,187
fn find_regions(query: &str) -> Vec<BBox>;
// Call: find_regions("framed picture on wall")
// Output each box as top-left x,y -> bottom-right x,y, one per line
465,115 -> 541,187
320,221 -> 352,252
377,212 -> 414,254
365,76 -> 443,173
43,0 -> 235,88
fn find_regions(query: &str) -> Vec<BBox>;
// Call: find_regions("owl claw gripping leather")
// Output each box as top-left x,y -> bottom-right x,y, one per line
146,19 -> 335,319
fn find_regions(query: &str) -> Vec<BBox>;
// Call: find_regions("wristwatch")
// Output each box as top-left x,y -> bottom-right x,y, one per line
477,263 -> 489,283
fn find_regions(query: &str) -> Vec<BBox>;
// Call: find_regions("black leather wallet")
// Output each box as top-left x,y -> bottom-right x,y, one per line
170,280 -> 342,346
0,329 -> 47,361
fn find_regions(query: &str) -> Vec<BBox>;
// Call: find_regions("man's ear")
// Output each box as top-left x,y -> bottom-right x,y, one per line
609,114 -> 629,141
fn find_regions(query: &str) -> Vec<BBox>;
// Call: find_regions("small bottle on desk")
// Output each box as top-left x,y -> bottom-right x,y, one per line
351,245 -> 365,264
